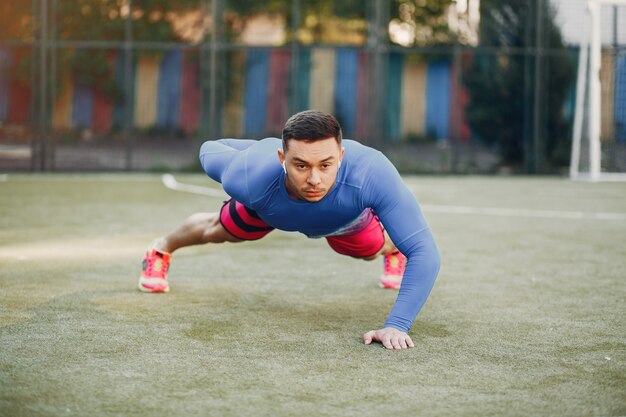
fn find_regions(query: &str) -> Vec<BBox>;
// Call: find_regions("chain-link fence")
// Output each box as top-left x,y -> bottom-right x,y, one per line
0,0 -> 624,173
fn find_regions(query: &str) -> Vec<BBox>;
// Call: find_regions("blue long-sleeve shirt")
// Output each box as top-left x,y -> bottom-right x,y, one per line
200,137 -> 440,332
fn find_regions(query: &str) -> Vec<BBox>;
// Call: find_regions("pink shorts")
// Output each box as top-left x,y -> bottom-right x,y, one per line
219,199 -> 385,258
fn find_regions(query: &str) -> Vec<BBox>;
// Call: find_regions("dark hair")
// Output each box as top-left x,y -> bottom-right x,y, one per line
282,110 -> 342,151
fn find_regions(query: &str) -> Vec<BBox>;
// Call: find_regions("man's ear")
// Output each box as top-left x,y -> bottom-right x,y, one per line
277,149 -> 287,173
339,147 -> 345,167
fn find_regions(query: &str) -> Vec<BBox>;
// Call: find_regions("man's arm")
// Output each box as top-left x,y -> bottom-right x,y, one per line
363,155 -> 441,338
363,327 -> 415,349
215,139 -> 258,151
199,139 -> 256,183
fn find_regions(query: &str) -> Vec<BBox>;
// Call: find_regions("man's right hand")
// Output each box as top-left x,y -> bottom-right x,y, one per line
363,327 -> 414,350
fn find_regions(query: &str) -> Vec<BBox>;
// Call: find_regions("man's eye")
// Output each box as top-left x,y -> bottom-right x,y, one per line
297,165 -> 307,170
321,164 -> 331,169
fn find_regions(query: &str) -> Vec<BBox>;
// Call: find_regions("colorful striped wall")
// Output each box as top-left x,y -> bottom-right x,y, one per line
7,46 -> 623,144
0,46 -> 471,140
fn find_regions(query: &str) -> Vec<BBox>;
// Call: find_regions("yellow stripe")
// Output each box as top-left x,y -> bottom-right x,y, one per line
600,52 -> 614,141
401,62 -> 426,137
309,49 -> 335,113
134,55 -> 159,129
52,76 -> 73,129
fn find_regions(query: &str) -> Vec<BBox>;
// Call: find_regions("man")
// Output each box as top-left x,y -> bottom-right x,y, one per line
139,110 -> 440,350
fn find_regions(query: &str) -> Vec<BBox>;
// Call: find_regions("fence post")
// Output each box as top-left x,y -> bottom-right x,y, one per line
532,0 -> 545,173
123,0 -> 133,171
523,0 -> 534,174
451,43 -> 463,172
37,0 -> 48,172
207,0 -> 223,141
289,0 -> 302,116
366,0 -> 388,148
49,0 -> 57,171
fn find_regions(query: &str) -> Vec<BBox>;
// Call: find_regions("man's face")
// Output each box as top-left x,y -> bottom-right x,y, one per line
278,137 -> 344,203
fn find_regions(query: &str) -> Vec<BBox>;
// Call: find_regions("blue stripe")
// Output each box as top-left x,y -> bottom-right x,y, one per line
291,49 -> 311,113
0,47 -> 12,122
156,49 -> 182,128
386,53 -> 403,141
244,49 -> 270,136
616,55 -> 626,142
113,49 -> 136,130
72,81 -> 93,128
334,48 -> 358,137
426,61 -> 451,141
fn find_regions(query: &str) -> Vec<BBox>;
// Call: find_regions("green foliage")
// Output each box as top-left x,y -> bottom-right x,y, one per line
226,0 -> 291,15
225,0 -> 365,18
389,0 -> 456,45
463,0 -> 574,168
0,1 -> 32,41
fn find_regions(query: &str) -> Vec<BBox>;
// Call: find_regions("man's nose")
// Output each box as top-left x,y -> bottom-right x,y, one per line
307,169 -> 321,185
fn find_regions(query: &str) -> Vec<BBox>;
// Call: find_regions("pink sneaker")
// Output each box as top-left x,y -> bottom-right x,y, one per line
379,251 -> 406,289
138,248 -> 171,293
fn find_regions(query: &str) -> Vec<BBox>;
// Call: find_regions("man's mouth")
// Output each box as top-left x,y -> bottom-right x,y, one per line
304,189 -> 323,196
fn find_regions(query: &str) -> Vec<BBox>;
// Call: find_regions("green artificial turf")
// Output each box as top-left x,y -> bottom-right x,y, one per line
0,174 -> 625,417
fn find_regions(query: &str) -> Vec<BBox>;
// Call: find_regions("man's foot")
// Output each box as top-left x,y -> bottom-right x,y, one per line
379,251 -> 406,289
138,248 -> 171,293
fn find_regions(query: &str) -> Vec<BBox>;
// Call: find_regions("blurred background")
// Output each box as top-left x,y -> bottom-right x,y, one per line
0,0 -> 624,174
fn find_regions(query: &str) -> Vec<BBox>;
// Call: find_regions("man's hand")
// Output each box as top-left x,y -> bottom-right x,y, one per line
363,327 -> 414,350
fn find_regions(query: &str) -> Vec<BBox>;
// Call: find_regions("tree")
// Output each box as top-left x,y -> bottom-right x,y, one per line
463,0 -> 574,169
388,0 -> 455,46
0,2 -> 32,41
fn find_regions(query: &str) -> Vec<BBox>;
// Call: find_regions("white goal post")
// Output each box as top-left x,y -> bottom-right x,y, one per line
570,0 -> 626,181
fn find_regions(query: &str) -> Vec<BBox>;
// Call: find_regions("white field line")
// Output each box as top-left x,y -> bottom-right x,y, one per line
162,174 -> 626,221
420,204 -> 626,221
161,174 -> 226,198
0,174 -> 8,182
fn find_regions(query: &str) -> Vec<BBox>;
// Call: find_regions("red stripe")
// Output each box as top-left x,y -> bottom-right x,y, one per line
8,48 -> 30,124
449,52 -> 471,143
220,201 -> 272,241
221,214 -> 270,240
266,50 -> 290,134
180,51 -> 200,134
326,215 -> 384,258
92,89 -> 113,132
92,51 -> 116,133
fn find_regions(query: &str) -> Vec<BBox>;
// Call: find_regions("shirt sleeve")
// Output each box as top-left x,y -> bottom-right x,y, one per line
214,139 -> 258,151
199,139 -> 257,182
364,154 -> 441,333
198,139 -> 253,202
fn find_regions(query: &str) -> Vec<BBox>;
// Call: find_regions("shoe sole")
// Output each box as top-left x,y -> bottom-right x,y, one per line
379,280 -> 401,290
138,280 -> 170,293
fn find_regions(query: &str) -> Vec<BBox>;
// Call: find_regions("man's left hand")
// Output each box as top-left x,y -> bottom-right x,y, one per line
362,327 -> 414,350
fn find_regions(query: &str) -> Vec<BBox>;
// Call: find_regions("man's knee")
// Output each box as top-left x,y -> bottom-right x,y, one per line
361,252 -> 382,261
200,213 -> 242,243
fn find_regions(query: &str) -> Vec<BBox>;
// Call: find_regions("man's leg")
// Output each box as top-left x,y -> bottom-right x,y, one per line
139,199 -> 274,293
326,217 -> 406,290
138,213 -> 242,293
367,232 -> 406,290
154,212 -> 242,254
361,231 -> 396,261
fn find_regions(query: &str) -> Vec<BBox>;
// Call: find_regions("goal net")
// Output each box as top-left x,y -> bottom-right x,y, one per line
570,0 -> 626,181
